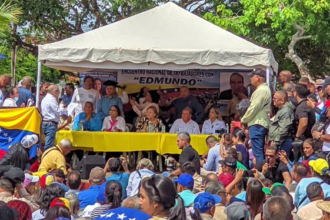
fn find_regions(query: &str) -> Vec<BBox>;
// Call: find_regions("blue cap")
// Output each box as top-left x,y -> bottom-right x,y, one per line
51,182 -> 69,192
174,174 -> 194,189
194,192 -> 221,213
97,182 -> 107,203
94,207 -> 152,220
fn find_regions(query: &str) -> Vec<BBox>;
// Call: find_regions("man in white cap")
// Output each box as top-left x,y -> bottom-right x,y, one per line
0,134 -> 38,172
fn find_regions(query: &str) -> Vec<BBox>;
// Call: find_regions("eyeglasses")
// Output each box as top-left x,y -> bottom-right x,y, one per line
265,154 -> 275,158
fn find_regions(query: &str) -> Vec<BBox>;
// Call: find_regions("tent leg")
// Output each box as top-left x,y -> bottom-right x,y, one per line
266,67 -> 271,88
273,74 -> 277,91
36,61 -> 42,109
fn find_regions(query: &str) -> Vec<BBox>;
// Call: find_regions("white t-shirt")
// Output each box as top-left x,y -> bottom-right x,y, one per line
323,125 -> 330,152
71,88 -> 99,116
3,98 -> 17,107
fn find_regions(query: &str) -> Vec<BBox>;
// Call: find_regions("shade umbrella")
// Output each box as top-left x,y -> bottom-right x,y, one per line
0,53 -> 7,60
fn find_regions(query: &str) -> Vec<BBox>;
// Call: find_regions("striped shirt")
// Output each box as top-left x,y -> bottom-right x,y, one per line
90,204 -> 112,220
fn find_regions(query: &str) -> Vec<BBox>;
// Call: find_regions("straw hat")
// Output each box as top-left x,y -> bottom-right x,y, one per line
317,201 -> 330,213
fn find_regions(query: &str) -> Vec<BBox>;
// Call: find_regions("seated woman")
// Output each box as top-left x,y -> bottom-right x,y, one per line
101,105 -> 126,132
136,106 -> 165,132
279,138 -> 317,173
201,107 -> 226,135
130,92 -> 159,118
72,102 -> 102,131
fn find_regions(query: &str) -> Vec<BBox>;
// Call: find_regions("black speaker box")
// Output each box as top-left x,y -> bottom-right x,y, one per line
78,155 -> 106,179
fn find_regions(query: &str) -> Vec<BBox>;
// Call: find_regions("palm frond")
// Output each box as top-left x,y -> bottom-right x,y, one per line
0,0 -> 23,28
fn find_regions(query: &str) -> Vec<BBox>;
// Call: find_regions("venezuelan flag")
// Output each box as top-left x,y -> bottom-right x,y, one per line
0,107 -> 42,158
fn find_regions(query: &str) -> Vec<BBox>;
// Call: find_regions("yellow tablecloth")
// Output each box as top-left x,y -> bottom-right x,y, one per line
56,131 -> 209,155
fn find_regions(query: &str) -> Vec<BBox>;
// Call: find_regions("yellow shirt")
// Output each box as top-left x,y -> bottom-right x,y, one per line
38,145 -> 67,175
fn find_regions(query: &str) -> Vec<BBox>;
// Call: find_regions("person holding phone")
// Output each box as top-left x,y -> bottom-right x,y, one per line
256,146 -> 292,189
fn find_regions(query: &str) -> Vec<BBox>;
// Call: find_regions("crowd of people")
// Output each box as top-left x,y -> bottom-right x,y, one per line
2,67 -> 330,220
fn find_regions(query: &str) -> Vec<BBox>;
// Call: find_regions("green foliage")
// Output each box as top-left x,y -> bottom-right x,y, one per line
0,46 -> 61,84
204,0 -> 330,77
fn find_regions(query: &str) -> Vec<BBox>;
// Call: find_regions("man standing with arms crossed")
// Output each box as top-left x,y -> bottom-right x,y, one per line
241,68 -> 271,164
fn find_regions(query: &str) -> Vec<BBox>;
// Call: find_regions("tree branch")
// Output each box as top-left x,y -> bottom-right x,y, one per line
285,23 -> 313,81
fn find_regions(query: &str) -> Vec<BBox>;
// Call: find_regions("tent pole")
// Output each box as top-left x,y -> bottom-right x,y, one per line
36,61 -> 42,109
266,67 -> 271,88
273,73 -> 277,91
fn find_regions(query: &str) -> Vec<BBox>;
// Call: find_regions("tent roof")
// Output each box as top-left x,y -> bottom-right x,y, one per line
38,2 -> 278,72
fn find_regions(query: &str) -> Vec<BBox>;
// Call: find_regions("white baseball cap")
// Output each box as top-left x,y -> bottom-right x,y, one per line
23,174 -> 39,188
21,134 -> 39,148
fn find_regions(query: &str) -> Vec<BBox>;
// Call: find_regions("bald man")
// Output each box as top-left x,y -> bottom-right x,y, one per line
41,85 -> 64,149
269,90 -> 295,156
278,70 -> 292,86
17,76 -> 36,107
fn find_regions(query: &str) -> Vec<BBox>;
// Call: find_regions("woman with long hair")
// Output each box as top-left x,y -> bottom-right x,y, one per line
138,87 -> 149,104
94,78 -> 103,99
201,107 -> 226,135
139,175 -> 186,220
32,184 -> 65,220
131,92 -> 160,118
246,179 -> 265,219
91,181 -> 123,219
279,138 -> 317,173
232,128 -> 250,169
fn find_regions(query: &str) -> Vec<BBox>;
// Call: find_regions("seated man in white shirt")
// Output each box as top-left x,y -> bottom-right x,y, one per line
170,107 -> 200,134
3,87 -> 19,107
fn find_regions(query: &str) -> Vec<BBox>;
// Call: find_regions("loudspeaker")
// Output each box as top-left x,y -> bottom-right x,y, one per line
78,155 -> 106,179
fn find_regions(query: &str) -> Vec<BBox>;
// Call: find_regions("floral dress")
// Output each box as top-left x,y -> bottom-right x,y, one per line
136,117 -> 166,132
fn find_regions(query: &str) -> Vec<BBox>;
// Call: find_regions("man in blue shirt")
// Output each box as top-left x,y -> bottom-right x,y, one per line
175,173 -> 196,207
73,101 -> 102,131
60,83 -> 75,107
17,76 -> 35,107
97,80 -> 123,120
200,136 -> 221,175
79,167 -> 106,209
295,158 -> 330,210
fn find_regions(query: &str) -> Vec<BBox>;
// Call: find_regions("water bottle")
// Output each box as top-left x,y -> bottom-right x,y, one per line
148,122 -> 154,132
226,123 -> 229,133
79,120 -> 84,131
161,124 -> 166,133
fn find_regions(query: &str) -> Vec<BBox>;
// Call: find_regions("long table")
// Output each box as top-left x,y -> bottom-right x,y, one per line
55,131 -> 209,155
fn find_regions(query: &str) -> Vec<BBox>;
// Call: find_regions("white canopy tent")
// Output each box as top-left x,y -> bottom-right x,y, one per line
37,2 -> 278,106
